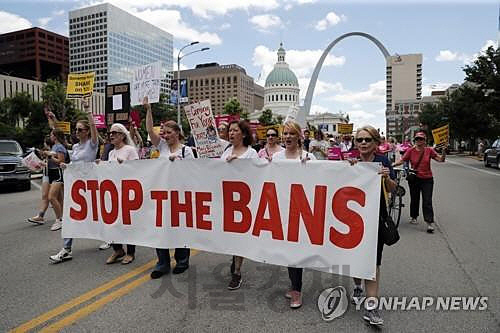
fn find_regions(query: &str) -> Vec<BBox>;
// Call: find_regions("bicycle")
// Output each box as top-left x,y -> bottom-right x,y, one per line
388,167 -> 406,227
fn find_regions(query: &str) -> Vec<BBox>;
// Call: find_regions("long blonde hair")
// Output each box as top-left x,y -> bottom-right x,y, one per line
283,120 -> 303,147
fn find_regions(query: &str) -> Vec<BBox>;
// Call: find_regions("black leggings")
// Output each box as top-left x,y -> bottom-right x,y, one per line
112,244 -> 135,255
288,267 -> 303,292
409,177 -> 435,223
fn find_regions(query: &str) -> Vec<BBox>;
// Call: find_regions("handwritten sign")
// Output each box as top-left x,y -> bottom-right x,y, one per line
66,72 -> 95,99
432,124 -> 449,147
184,99 -> 224,158
131,62 -> 161,106
93,115 -> 106,129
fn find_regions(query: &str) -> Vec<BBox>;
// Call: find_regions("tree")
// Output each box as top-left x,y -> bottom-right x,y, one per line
224,98 -> 243,115
275,114 -> 284,124
258,109 -> 274,125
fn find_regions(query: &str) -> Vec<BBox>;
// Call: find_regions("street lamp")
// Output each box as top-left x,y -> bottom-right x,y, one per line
177,42 -> 210,134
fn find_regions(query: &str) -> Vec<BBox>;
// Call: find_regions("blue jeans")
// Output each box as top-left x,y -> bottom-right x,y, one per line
154,248 -> 190,272
64,238 -> 73,250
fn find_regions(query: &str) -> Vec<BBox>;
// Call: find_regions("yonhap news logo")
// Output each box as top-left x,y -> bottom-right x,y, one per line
317,286 -> 349,321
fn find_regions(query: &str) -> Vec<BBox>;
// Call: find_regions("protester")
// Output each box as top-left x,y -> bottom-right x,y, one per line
145,97 -> 194,278
50,98 -> 98,263
309,129 -> 328,160
217,121 -> 231,150
388,137 -> 397,163
272,120 -> 315,308
393,131 -> 446,232
40,128 -> 69,231
348,125 -> 396,326
258,127 -> 284,160
377,136 -> 391,157
339,134 -> 353,152
303,129 -> 311,152
27,136 -> 53,225
220,119 -> 258,290
105,123 -> 139,265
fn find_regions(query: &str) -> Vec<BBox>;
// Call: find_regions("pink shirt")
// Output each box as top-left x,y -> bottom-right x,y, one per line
258,146 -> 284,159
108,145 -> 139,162
402,147 -> 437,179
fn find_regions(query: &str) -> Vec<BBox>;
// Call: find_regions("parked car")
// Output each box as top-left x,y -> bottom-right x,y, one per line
484,138 -> 500,168
0,139 -> 31,190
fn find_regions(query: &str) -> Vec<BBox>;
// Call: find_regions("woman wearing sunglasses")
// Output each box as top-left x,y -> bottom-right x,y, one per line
257,127 -> 284,161
348,125 -> 396,326
271,120 -> 315,309
50,98 -> 99,263
105,123 -> 139,265
393,131 -> 446,233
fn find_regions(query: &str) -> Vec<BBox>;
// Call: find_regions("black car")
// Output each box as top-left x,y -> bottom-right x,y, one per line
484,138 -> 500,168
0,140 -> 31,190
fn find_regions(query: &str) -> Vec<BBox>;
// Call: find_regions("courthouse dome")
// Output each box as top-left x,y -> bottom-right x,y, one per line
264,43 -> 299,87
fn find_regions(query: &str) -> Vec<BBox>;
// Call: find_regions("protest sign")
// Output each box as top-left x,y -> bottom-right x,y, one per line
337,123 -> 354,135
22,151 -> 43,171
432,124 -> 449,147
327,147 -> 342,160
93,115 -> 106,129
66,72 -> 95,99
55,121 -> 71,134
131,62 -> 161,106
184,99 -> 224,158
63,159 -> 381,280
215,114 -> 240,128
105,83 -> 130,125
256,124 -> 282,141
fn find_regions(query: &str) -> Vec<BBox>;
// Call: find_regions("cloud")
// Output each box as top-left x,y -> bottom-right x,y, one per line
329,80 -> 386,104
53,10 -> 65,16
219,23 -> 231,30
310,105 -> 329,114
249,14 -> 283,32
38,17 -> 52,27
133,9 -> 222,45
0,11 -> 31,34
436,40 -> 498,64
315,11 -> 347,31
435,50 -> 459,62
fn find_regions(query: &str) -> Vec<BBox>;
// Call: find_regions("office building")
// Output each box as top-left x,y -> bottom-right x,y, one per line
385,53 -> 422,137
69,3 -> 173,93
176,63 -> 263,115
0,27 -> 69,82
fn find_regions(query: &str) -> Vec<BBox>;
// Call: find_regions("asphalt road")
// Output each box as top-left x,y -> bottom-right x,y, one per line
0,156 -> 499,332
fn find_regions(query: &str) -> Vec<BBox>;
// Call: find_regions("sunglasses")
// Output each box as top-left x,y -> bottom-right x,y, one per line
266,133 -> 277,137
76,128 -> 87,132
415,137 -> 425,141
355,137 -> 373,143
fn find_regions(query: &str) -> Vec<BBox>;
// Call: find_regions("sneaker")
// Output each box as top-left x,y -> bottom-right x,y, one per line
49,248 -> 72,263
363,309 -> 384,326
50,219 -> 62,231
285,290 -> 292,299
99,242 -> 111,250
351,286 -> 364,304
27,216 -> 45,225
410,217 -> 418,225
427,223 -> 435,233
228,273 -> 242,290
289,291 -> 302,309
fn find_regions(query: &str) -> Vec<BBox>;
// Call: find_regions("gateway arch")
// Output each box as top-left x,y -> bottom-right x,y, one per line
297,32 -> 390,126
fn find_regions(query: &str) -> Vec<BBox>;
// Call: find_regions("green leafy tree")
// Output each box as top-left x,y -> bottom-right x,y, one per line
258,109 -> 274,125
274,114 -> 284,124
224,98 -> 243,115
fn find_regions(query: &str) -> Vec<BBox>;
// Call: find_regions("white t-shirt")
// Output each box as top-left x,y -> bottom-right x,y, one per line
272,150 -> 316,161
220,146 -> 258,160
71,139 -> 98,163
157,139 -> 195,160
108,145 -> 139,162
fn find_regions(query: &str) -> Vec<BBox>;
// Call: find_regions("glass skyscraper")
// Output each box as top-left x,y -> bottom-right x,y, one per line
69,3 -> 173,94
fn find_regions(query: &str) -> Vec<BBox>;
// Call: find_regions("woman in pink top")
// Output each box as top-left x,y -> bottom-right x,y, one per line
258,127 -> 284,161
393,131 -> 446,233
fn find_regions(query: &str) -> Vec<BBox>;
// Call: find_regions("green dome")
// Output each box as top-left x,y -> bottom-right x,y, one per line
265,67 -> 299,87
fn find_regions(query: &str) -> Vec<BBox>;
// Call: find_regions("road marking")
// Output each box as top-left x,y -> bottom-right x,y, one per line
9,259 -> 156,333
31,180 -> 42,190
446,158 -> 500,177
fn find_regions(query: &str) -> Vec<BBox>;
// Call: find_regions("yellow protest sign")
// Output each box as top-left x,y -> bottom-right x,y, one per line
432,124 -> 449,146
66,72 -> 95,99
256,124 -> 283,141
337,123 -> 354,134
55,121 -> 71,135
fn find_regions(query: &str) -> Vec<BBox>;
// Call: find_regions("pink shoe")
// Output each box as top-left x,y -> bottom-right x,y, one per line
285,290 -> 292,299
289,291 -> 302,308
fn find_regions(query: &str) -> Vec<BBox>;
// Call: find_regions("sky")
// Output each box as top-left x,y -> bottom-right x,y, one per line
0,0 -> 499,133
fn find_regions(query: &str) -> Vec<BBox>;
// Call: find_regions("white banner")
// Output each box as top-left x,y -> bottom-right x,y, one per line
131,61 -> 161,106
184,99 -> 224,158
62,159 -> 381,280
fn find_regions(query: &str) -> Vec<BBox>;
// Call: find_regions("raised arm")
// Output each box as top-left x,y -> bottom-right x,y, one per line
144,96 -> 160,147
83,98 -> 98,145
45,105 -> 58,129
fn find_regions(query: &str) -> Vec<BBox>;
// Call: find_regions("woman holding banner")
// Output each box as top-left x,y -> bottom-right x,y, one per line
258,127 -> 283,161
272,120 -> 315,309
50,98 -> 99,263
349,125 -> 396,326
145,97 -> 194,278
105,123 -> 139,265
221,120 -> 258,290
393,131 -> 446,233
